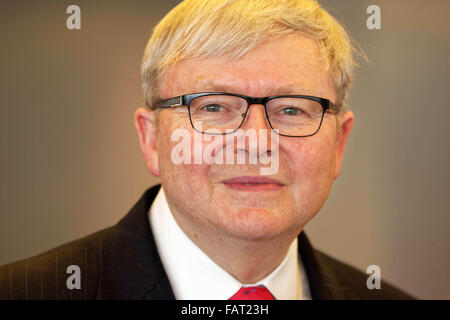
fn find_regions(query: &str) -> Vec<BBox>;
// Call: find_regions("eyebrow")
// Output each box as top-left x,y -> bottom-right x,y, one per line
190,79 -> 313,96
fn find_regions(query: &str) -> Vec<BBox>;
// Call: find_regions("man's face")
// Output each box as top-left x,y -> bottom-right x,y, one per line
136,34 -> 353,241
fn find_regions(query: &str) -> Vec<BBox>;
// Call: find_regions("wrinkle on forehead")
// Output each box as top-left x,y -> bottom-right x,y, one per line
159,34 -> 336,103
188,78 -> 315,97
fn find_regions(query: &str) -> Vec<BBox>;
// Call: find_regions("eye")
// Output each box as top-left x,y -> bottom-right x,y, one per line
202,104 -> 224,112
280,106 -> 303,116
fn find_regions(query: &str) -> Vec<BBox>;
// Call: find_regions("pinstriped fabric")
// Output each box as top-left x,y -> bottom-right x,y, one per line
0,228 -> 110,300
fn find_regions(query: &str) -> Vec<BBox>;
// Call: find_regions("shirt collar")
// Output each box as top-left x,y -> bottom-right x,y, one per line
149,186 -> 311,300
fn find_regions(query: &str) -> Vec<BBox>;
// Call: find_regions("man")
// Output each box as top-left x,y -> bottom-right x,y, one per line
0,0 -> 413,300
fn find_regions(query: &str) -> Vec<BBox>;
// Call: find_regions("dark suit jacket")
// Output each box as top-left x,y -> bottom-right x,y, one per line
0,184 -> 414,300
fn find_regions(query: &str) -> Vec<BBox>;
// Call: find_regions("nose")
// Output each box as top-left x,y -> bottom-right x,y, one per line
236,104 -> 274,158
240,104 -> 271,131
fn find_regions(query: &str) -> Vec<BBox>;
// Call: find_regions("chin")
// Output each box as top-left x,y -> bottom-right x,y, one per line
217,207 -> 295,241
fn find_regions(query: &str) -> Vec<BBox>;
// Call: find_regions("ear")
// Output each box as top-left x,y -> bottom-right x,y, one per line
334,110 -> 354,180
134,107 -> 160,177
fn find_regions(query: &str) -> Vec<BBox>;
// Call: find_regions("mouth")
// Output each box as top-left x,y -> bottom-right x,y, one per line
222,176 -> 284,191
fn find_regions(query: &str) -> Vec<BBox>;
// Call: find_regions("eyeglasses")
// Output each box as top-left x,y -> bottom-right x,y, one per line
151,92 -> 336,137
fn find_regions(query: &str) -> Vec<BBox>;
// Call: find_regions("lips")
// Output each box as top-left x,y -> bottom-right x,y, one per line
222,176 -> 284,191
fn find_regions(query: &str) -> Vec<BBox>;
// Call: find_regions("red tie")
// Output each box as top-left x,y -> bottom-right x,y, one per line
229,285 -> 276,300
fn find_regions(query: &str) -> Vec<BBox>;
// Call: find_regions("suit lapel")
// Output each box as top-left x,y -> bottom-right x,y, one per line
298,232 -> 359,299
96,184 -> 175,300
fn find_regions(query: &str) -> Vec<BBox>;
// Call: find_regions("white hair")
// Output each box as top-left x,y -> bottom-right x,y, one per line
141,0 -> 365,113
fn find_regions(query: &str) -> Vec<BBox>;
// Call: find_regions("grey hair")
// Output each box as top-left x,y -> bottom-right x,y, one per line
141,0 -> 365,113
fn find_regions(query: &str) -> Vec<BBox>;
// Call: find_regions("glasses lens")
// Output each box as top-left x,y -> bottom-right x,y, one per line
189,95 -> 247,133
266,97 -> 324,136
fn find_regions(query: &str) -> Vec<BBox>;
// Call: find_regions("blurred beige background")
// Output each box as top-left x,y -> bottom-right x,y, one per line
0,0 -> 448,299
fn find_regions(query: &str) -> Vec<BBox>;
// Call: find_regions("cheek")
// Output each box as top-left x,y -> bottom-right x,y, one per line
157,116 -> 212,211
291,139 -> 335,178
158,116 -> 209,179
284,131 -> 336,215
303,122 -> 337,174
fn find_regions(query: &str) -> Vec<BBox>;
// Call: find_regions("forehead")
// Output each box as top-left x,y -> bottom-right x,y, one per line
159,34 -> 336,101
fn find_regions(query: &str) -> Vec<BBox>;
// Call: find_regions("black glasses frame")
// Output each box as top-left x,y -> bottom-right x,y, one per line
151,92 -> 336,137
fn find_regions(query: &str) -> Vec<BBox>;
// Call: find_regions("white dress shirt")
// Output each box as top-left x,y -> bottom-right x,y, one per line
149,186 -> 311,300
